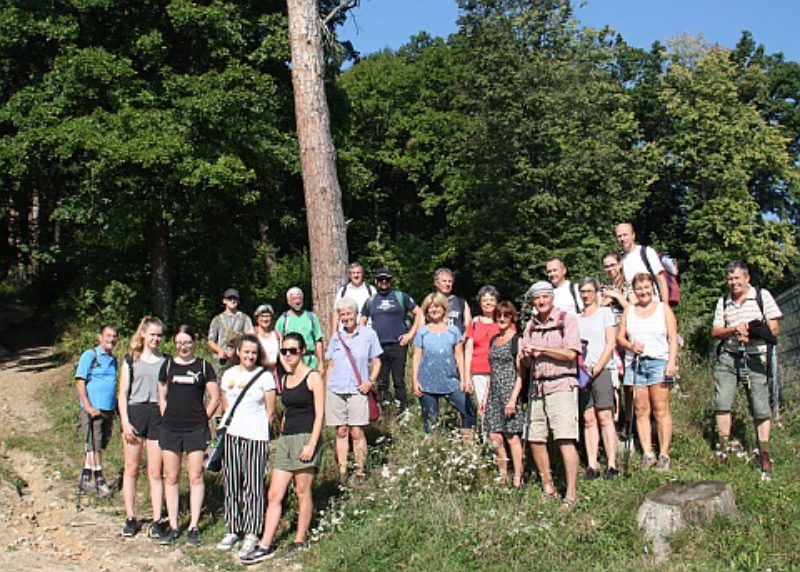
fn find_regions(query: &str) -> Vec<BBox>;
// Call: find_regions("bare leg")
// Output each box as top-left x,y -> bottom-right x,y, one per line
292,470 -> 315,543
335,426 -> 350,476
597,409 -> 617,469
350,427 -> 367,475
583,407 -> 599,469
186,451 -> 205,529
634,387 -> 653,455
557,439 -> 580,503
145,439 -> 164,522
489,433 -> 508,481
162,450 -> 181,529
530,442 -> 555,494
649,383 -> 672,457
715,411 -> 732,440
122,440 -> 143,518
260,470 -> 294,547
756,419 -> 771,444
505,434 -> 523,486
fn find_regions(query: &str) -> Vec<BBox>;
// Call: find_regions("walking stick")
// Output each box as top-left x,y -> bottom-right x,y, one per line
624,354 -> 640,478
75,416 -> 95,512
518,353 -> 536,493
737,343 -> 761,454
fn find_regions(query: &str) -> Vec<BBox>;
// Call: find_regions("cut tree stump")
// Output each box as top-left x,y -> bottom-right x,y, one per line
636,480 -> 737,562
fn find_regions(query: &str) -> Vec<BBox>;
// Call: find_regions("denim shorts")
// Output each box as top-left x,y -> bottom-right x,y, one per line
623,357 -> 669,387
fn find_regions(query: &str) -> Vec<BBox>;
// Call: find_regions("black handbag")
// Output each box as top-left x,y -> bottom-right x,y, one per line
205,369 -> 266,472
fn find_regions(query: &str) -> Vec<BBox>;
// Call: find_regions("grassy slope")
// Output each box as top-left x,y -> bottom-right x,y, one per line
24,354 -> 800,571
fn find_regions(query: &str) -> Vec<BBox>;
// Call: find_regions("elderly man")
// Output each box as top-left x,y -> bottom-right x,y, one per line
711,261 -> 782,479
509,281 -> 581,508
276,287 -> 324,374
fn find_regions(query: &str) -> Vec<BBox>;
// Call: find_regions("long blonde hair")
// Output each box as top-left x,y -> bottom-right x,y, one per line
129,316 -> 165,360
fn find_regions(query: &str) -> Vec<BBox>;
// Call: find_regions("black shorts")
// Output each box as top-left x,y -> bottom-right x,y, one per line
159,425 -> 210,453
128,403 -> 162,441
80,409 -> 114,452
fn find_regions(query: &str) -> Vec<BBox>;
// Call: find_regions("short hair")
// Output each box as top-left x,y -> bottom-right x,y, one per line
493,300 -> 518,322
286,286 -> 304,299
632,272 -> 654,288
99,323 -> 118,335
229,333 -> 265,367
348,262 -> 363,271
477,285 -> 500,302
725,261 -> 749,277
615,221 -> 634,233
578,277 -> 601,291
335,297 -> 359,314
545,256 -> 566,269
420,292 -> 450,316
434,267 -> 454,282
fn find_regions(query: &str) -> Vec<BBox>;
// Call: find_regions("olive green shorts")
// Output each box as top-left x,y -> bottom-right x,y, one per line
272,433 -> 323,472
713,351 -> 771,420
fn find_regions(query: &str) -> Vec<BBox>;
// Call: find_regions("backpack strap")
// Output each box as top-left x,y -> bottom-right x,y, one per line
640,245 -> 656,280
306,311 -> 317,333
755,287 -> 766,321
367,284 -> 376,297
340,284 -> 348,299
569,282 -> 582,314
125,354 -> 134,401
280,311 -> 289,337
394,290 -> 405,308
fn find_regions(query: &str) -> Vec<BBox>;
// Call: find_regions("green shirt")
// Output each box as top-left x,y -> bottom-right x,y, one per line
276,310 -> 323,368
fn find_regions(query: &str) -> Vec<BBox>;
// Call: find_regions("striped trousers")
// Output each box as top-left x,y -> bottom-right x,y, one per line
223,433 -> 270,536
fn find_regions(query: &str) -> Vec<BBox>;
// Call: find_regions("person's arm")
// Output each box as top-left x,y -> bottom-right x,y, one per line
361,355 -> 380,394
264,390 -> 277,425
505,349 -> 523,417
616,307 -> 643,353
157,381 -> 168,416
407,305 -> 424,344
455,340 -> 466,391
530,346 -> 579,362
76,378 -> 100,418
665,305 -> 679,377
220,388 -> 229,414
315,340 -> 324,374
412,344 -> 423,397
330,310 -> 340,338
463,303 -> 473,333
205,380 -> 221,420
117,362 -> 139,444
207,318 -> 226,359
464,337 -> 475,386
299,372 -> 325,461
593,324 -> 617,377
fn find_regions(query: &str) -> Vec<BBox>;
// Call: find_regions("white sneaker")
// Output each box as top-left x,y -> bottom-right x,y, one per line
238,534 -> 260,558
216,532 -> 239,551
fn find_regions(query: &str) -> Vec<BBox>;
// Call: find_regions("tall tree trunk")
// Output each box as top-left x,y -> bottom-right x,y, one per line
26,188 -> 40,278
147,215 -> 172,320
287,0 -> 348,336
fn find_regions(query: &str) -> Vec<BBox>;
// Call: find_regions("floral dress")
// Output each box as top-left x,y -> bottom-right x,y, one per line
484,337 -> 524,434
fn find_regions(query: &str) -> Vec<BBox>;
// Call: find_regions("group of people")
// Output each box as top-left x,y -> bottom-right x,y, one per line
73,222 -> 783,559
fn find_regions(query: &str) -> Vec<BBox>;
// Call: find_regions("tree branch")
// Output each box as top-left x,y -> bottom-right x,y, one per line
322,0 -> 359,27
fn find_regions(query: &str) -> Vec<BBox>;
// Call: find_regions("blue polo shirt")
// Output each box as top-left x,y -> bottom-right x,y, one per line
326,326 -> 383,393
75,346 -> 118,411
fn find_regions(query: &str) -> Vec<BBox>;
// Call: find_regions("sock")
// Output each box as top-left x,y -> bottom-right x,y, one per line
81,468 -> 91,480
94,469 -> 105,481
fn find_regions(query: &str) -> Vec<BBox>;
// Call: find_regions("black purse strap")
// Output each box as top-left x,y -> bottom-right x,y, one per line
219,368 -> 267,430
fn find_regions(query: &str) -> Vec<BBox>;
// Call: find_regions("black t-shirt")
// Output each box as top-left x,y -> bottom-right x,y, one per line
448,295 -> 468,333
158,357 -> 217,432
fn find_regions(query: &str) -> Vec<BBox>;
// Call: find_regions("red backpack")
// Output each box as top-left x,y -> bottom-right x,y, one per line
640,245 -> 680,306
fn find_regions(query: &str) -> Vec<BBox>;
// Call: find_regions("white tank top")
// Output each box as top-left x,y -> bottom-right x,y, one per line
625,302 -> 669,361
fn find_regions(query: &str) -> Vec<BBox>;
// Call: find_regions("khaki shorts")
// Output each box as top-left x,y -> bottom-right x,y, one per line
272,433 -> 323,472
713,351 -> 771,420
524,388 -> 578,442
325,390 -> 369,427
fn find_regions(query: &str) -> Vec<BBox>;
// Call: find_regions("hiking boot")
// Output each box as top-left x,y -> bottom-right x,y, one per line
640,452 -> 657,471
159,527 -> 180,546
78,476 -> 95,495
759,449 -> 773,481
603,467 -> 619,481
216,532 -> 239,551
655,454 -> 671,473
148,519 -> 168,539
336,472 -> 349,488
713,442 -> 728,463
285,541 -> 308,561
95,477 -> 111,498
238,534 -> 259,558
584,466 -> 600,481
122,517 -> 141,538
240,544 -> 276,564
185,527 -> 201,548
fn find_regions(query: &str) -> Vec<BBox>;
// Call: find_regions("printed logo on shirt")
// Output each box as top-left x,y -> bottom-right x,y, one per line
172,372 -> 202,385
377,298 -> 396,311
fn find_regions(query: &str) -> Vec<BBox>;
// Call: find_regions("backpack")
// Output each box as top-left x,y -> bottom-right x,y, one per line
640,245 -> 680,306
280,310 -> 318,339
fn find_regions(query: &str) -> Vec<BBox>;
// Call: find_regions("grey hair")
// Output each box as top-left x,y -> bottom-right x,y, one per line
286,287 -> 304,299
335,297 -> 359,314
477,285 -> 500,302
724,261 -> 749,277
434,267 -> 454,281
348,262 -> 363,271
578,277 -> 601,291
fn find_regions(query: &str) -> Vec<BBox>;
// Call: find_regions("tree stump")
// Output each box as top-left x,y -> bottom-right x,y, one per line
636,480 -> 737,562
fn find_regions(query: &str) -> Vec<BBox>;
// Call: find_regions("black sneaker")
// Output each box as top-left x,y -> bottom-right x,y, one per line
284,541 -> 308,561
159,527 -> 180,546
148,519 -> 168,539
603,467 -> 619,481
584,466 -> 600,481
185,527 -> 201,547
240,544 -> 277,564
122,517 -> 141,538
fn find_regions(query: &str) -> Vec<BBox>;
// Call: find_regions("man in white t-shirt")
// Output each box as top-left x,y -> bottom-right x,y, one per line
615,223 -> 668,303
545,257 -> 583,315
331,262 -> 376,335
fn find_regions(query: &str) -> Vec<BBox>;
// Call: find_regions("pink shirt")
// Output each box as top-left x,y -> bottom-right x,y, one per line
523,310 -> 581,396
465,319 -> 501,374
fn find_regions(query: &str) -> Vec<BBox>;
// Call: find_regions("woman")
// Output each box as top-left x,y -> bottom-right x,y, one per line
216,334 -> 277,558
157,325 -> 220,547
253,304 -> 281,380
479,301 -> 524,487
118,316 -> 167,538
412,293 -> 476,435
576,278 -> 619,480
600,253 -> 629,317
465,286 -> 500,424
325,298 -> 382,486
240,333 -> 324,564
617,273 -> 678,472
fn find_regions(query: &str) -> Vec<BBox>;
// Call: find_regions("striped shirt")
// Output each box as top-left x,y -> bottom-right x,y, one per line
713,286 -> 782,354
523,310 -> 582,396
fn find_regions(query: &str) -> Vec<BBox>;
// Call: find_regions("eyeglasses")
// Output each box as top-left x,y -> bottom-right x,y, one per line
496,312 -> 513,319
376,277 -> 391,282
579,289 -> 595,294
280,347 -> 301,356
175,341 -> 194,347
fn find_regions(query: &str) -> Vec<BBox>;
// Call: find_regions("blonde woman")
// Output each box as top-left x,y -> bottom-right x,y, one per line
118,316 -> 167,538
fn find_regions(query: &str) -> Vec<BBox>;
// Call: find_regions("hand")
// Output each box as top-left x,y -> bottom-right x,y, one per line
85,405 -> 101,419
357,380 -> 373,394
735,323 -> 749,337
216,349 -> 227,359
121,420 -> 141,445
398,333 -> 412,346
224,349 -> 235,359
412,380 -> 423,398
504,401 -> 517,417
631,341 -> 644,354
463,377 -> 474,394
299,444 -> 315,462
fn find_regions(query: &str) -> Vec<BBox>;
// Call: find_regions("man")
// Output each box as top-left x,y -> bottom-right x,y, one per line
276,287 -> 324,374
545,257 -> 583,315
711,261 -> 782,478
615,222 -> 669,303
434,267 -> 472,334
331,262 -> 376,336
75,324 -> 119,497
207,288 -> 253,371
513,281 -> 581,508
360,268 -> 421,412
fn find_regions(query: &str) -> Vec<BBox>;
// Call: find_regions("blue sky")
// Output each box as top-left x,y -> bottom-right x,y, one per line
338,0 -> 799,61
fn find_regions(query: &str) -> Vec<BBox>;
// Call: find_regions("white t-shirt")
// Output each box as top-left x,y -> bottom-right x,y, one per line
553,280 -> 582,315
334,282 -> 376,314
220,366 -> 276,441
622,245 -> 664,301
624,302 -> 669,364
577,306 -> 616,369
256,331 -> 280,365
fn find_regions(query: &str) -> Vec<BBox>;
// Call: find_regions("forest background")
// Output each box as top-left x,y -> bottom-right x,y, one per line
1,0 -> 798,350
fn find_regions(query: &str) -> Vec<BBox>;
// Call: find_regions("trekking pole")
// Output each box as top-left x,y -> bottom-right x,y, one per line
624,353 -> 640,478
75,416 -> 94,512
518,354 -> 536,494
738,342 -> 761,456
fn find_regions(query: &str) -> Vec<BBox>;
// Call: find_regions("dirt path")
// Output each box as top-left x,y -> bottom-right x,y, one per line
0,347 -> 200,571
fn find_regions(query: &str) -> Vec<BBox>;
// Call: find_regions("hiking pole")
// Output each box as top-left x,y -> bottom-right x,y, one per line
75,415 -> 94,512
738,342 -> 761,458
518,354 -> 536,494
624,353 -> 640,478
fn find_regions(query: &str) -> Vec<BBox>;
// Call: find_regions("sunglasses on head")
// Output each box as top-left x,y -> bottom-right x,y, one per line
280,347 -> 301,356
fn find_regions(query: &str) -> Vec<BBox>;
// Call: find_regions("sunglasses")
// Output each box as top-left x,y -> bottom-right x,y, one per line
496,312 -> 513,319
280,347 -> 301,356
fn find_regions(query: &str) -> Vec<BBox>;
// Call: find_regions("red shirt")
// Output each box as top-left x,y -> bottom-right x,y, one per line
466,319 -> 501,374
